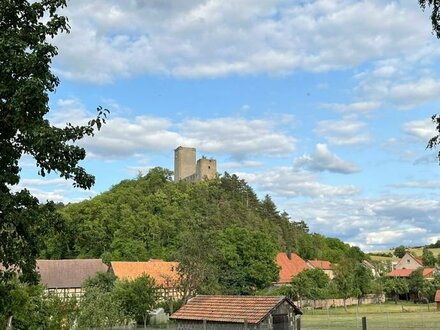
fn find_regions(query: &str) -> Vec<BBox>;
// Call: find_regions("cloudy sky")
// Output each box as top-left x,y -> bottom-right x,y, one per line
18,0 -> 440,251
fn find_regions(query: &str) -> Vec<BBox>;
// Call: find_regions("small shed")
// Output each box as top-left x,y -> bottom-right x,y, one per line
170,295 -> 302,330
435,290 -> 440,311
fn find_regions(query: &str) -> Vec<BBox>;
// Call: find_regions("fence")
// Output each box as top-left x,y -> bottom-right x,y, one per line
294,294 -> 385,310
301,308 -> 440,329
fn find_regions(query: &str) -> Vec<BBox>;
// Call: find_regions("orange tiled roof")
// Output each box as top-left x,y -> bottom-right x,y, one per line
388,267 -> 437,278
387,269 -> 414,277
423,268 -> 436,277
415,256 -> 424,266
307,259 -> 332,270
276,252 -> 309,284
111,260 -> 180,287
170,295 -> 301,324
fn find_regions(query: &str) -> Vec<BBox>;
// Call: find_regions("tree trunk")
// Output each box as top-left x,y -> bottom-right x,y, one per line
143,314 -> 147,329
6,316 -> 12,330
343,298 -> 347,312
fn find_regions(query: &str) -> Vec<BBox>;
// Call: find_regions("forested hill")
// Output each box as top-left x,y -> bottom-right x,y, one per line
42,167 -> 364,267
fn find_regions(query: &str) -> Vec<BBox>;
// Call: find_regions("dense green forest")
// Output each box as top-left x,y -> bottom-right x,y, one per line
41,167 -> 365,294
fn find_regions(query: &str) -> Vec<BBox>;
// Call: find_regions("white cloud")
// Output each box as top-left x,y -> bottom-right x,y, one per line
222,160 -> 263,169
402,118 -> 438,142
366,228 -> 426,245
180,118 -> 296,159
295,144 -> 361,174
390,180 -> 440,190
10,178 -> 97,203
240,167 -> 360,198
280,195 -> 440,251
50,99 -> 297,160
51,0 -> 432,82
314,116 -> 372,146
321,101 -> 381,114
390,78 -> 440,109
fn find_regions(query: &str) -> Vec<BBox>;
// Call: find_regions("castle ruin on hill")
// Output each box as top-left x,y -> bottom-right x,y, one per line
174,146 -> 217,182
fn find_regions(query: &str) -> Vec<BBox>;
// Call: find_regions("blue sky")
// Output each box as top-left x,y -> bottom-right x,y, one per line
16,0 -> 440,251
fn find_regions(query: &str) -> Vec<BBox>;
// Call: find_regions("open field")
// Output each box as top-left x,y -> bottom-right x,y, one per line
369,247 -> 440,262
301,302 -> 440,330
407,247 -> 440,257
368,255 -> 397,262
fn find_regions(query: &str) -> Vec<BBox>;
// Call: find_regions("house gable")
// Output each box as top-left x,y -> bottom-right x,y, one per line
395,252 -> 423,270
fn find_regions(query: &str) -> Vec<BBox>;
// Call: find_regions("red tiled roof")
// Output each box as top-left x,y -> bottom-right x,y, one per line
423,268 -> 436,277
276,252 -> 309,284
415,256 -> 424,266
307,260 -> 332,270
170,295 -> 301,324
387,269 -> 414,277
435,290 -> 440,302
37,259 -> 108,289
111,260 -> 180,287
387,268 -> 437,278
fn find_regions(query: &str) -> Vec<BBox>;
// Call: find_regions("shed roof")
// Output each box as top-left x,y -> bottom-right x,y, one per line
37,259 -> 108,289
111,260 -> 180,287
170,295 -> 301,324
276,252 -> 309,284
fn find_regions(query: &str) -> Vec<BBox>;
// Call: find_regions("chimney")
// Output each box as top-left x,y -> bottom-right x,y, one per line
287,251 -> 292,260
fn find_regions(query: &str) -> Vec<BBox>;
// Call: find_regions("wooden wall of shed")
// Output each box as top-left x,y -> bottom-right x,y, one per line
176,320 -> 256,330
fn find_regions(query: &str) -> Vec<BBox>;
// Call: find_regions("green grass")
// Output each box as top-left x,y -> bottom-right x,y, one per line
407,248 -> 440,257
301,302 -> 440,329
369,255 -> 398,262
368,248 -> 440,263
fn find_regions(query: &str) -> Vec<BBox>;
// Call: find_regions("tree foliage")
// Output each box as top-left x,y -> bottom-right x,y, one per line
422,247 -> 437,267
427,115 -> 440,164
0,278 -> 78,330
53,168 -> 360,295
394,245 -> 407,258
290,268 -> 331,302
419,2 -> 440,163
381,277 -> 409,304
113,275 -> 157,329
419,1 -> 440,38
77,286 -> 123,330
0,0 -> 107,283
215,225 -> 279,295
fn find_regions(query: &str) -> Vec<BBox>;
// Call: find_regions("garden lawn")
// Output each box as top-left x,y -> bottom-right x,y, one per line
301,302 -> 440,330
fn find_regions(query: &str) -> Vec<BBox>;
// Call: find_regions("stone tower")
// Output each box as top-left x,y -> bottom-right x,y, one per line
196,157 -> 217,181
174,146 -> 217,182
174,146 -> 196,182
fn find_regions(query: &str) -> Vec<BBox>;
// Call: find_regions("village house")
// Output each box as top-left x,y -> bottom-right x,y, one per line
274,252 -> 309,285
387,252 -> 439,279
170,295 -> 302,330
110,259 -> 182,300
394,252 -> 423,270
387,267 -> 438,280
306,259 -> 334,279
36,259 -> 109,299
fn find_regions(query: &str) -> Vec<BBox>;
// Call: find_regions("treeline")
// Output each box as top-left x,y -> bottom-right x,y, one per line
40,167 -> 365,294
0,272 -> 166,329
